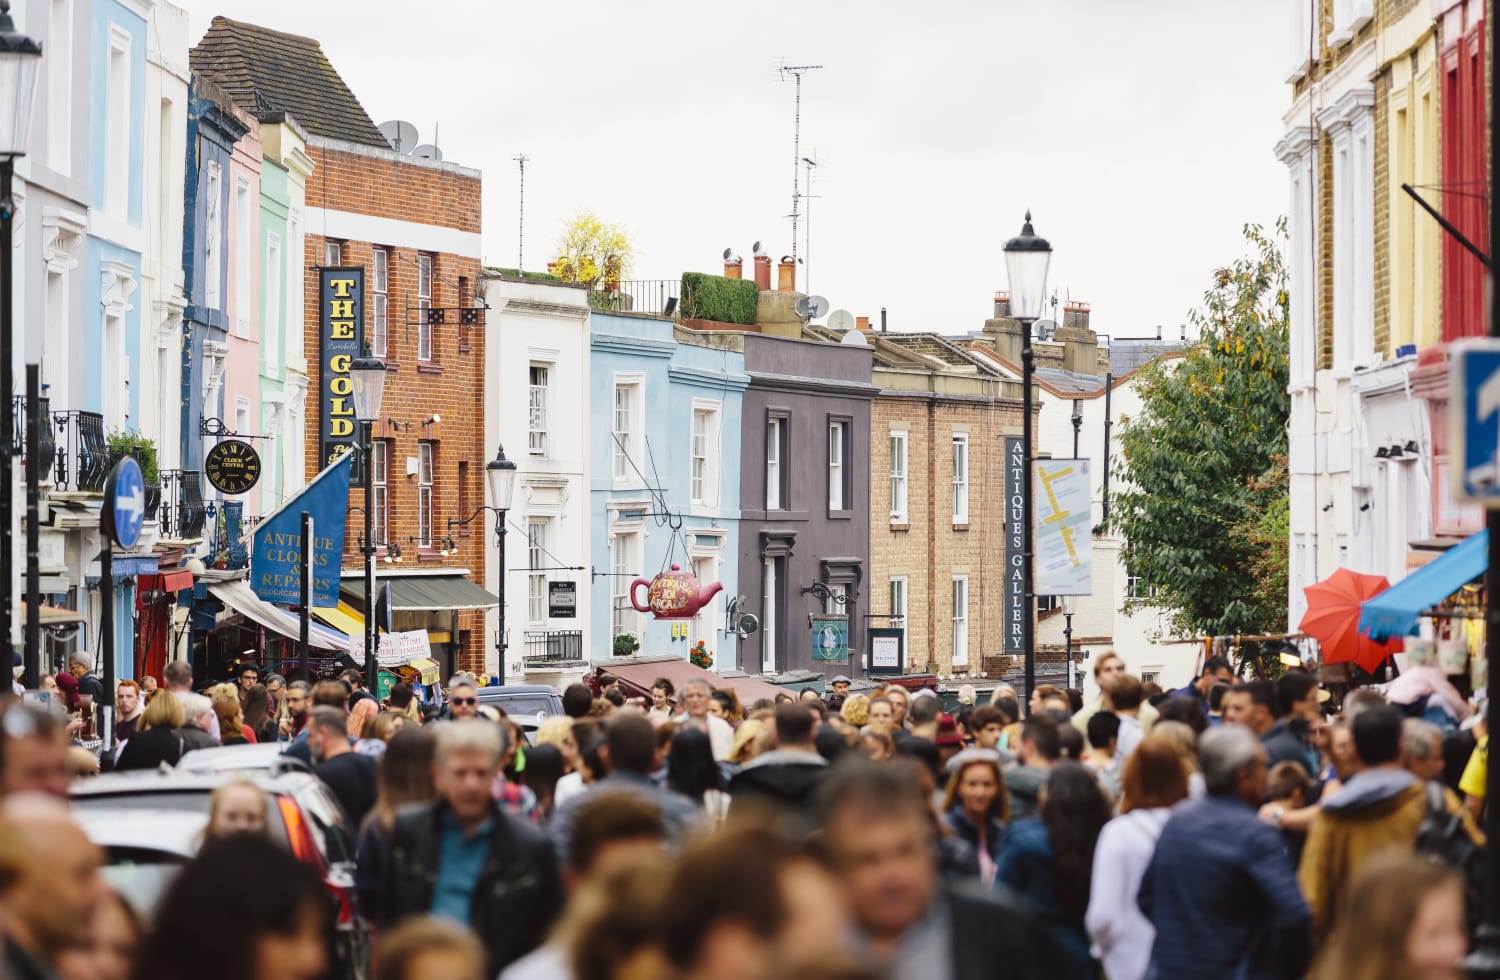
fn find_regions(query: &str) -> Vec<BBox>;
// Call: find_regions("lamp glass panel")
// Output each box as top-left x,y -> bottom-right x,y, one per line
350,363 -> 386,422
1004,247 -> 1052,321
0,50 -> 40,157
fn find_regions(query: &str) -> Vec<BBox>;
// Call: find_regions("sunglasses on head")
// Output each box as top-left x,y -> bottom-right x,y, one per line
451,697 -> 477,707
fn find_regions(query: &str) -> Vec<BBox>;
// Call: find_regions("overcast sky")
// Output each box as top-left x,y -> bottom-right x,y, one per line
177,0 -> 1290,339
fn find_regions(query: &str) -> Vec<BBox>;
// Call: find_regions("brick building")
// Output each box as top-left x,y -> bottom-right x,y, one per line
192,17 -> 493,675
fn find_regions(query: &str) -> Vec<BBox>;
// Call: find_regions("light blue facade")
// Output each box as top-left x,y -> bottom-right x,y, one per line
589,313 -> 748,666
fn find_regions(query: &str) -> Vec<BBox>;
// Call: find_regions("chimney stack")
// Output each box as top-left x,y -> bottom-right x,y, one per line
1062,301 -> 1091,332
856,315 -> 871,332
994,291 -> 1011,318
753,254 -> 772,291
777,256 -> 796,292
724,256 -> 743,280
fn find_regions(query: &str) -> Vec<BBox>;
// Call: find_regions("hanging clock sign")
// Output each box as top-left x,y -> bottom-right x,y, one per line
205,439 -> 262,494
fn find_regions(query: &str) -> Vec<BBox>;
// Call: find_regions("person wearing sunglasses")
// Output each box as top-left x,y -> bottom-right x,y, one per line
447,680 -> 480,722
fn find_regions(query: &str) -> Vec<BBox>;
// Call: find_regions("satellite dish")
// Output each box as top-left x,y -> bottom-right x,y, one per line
722,247 -> 734,261
412,144 -> 444,162
752,241 -> 765,256
378,120 -> 419,154
828,309 -> 856,333
840,330 -> 868,346
794,295 -> 830,320
1033,319 -> 1058,341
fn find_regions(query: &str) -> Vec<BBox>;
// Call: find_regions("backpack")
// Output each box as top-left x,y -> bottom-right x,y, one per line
1414,780 -> 1484,935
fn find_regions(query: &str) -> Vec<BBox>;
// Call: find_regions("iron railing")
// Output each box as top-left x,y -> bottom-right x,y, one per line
523,630 -> 585,668
588,279 -> 686,316
12,394 -> 54,482
160,470 -> 207,539
51,411 -> 108,492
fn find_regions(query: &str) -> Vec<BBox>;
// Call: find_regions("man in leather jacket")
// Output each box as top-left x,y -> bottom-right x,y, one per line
371,719 -> 563,976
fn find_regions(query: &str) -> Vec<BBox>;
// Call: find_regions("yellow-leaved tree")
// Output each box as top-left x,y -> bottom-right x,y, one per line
552,211 -> 634,290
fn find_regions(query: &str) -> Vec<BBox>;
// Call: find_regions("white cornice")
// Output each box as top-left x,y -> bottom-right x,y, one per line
1275,125 -> 1317,165
1315,86 -> 1376,132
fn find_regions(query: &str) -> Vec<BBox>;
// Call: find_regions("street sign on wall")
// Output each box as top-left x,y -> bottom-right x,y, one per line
869,627 -> 905,675
1450,338 -> 1500,505
811,616 -> 849,662
548,581 -> 577,619
318,267 -> 365,470
1003,436 -> 1026,656
1035,458 -> 1093,595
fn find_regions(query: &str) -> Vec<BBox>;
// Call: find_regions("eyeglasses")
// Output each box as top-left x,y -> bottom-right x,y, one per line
451,697 -> 476,707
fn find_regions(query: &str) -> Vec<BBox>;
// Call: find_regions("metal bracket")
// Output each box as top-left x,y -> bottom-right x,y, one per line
199,417 -> 267,440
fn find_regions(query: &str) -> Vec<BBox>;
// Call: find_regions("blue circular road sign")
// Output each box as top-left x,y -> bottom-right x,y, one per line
102,457 -> 145,549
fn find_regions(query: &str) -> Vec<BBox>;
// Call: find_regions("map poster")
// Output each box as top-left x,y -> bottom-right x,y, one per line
1034,458 -> 1093,596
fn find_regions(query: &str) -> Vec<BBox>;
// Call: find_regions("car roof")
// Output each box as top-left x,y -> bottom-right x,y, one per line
476,685 -> 557,697
74,809 -> 206,859
177,743 -> 288,771
70,769 -> 319,799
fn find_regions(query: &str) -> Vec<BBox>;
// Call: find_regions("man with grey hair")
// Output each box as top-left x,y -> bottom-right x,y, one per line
68,652 -> 104,703
368,719 -> 562,977
1402,718 -> 1446,782
445,676 -> 480,721
675,677 -> 733,760
174,693 -> 218,751
1139,725 -> 1312,980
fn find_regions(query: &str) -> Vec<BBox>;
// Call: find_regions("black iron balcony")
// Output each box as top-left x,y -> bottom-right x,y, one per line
160,470 -> 207,540
51,411 -> 108,493
11,394 -> 54,482
523,629 -> 585,669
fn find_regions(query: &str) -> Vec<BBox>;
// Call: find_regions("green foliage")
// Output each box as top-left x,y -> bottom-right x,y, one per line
613,633 -> 640,656
1113,220 -> 1290,638
552,211 -> 633,289
107,430 -> 160,484
680,272 -> 759,325
484,266 -> 563,282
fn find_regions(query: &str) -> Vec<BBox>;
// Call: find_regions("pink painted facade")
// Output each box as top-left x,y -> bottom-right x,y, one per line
223,112 -> 263,515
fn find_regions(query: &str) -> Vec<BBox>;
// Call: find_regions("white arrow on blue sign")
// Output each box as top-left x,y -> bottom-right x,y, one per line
1450,338 -> 1500,506
102,457 -> 146,549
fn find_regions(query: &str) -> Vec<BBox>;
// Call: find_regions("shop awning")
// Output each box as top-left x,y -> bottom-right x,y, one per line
22,601 -> 84,626
1359,530 -> 1488,641
340,573 -> 498,612
313,605 -> 365,638
139,569 -> 194,594
209,581 -> 349,651
601,656 -> 789,707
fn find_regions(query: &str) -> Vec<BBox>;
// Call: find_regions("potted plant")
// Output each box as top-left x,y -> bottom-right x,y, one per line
689,640 -> 712,670
612,633 -> 640,657
107,430 -> 161,520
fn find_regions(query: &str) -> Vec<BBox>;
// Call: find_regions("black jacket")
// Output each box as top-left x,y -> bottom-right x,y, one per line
728,749 -> 829,817
374,799 -> 563,976
114,727 -> 185,771
948,882 -> 1054,980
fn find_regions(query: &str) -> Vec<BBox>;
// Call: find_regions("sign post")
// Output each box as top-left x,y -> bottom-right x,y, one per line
98,457 -> 145,753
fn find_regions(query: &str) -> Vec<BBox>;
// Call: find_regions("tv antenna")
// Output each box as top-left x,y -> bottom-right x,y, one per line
777,61 -> 822,267
798,153 -> 821,293
514,153 -> 529,273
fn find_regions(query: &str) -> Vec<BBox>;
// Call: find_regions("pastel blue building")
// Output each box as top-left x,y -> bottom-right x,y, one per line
589,313 -> 747,668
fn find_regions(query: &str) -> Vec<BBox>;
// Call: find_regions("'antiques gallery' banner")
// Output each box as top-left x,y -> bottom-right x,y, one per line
319,267 -> 365,469
1004,436 -> 1026,656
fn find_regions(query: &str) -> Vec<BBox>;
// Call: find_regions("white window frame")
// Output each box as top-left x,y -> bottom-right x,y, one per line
889,576 -> 907,630
528,363 -> 550,456
952,433 -> 970,523
762,557 -> 779,673
264,233 -> 281,369
951,574 -> 970,668
610,528 -> 641,640
234,176 -> 251,338
204,163 -> 222,310
690,400 -> 722,511
105,27 -> 130,220
828,420 -> 846,511
611,375 -> 643,485
234,397 -> 251,446
47,0 -> 72,175
371,247 -> 389,358
527,519 -> 550,625
889,429 -> 909,523
1288,141 -> 1316,385
372,440 -> 388,546
825,582 -> 847,616
417,442 -> 434,548
323,240 -> 342,267
1329,0 -> 1373,47
417,253 -> 433,361
766,417 -> 783,510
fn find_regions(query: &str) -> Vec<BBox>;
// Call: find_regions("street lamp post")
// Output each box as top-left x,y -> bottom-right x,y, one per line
485,446 -> 517,685
1062,593 -> 1076,688
1003,211 -> 1052,707
1071,397 -> 1083,458
0,2 -> 41,680
349,352 -> 387,693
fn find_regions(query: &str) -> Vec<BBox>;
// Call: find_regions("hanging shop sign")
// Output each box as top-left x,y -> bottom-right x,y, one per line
318,267 -> 365,470
869,627 -> 905,675
629,565 -> 724,619
205,439 -> 263,495
1034,458 -> 1093,596
251,452 -> 352,607
1003,436 -> 1026,656
548,581 -> 577,619
811,615 -> 849,663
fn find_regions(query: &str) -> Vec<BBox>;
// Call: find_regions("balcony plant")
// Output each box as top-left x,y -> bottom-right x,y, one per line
689,640 -> 712,670
612,633 -> 640,657
107,430 -> 161,519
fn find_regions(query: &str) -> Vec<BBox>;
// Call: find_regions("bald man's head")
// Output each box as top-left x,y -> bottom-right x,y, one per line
0,794 -> 103,963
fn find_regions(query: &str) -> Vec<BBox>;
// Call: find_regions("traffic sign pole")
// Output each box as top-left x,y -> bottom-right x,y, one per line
98,543 -> 113,755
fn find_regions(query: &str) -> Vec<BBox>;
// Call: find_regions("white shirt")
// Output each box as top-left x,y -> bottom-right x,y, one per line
675,712 -> 735,761
1084,806 -> 1171,980
553,771 -> 587,807
499,942 -> 569,980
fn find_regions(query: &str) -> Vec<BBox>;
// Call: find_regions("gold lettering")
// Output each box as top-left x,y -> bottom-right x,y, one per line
330,377 -> 352,396
330,321 -> 356,339
330,419 -> 354,437
330,398 -> 353,416
330,354 -> 351,373
329,299 -> 355,319
329,278 -> 356,298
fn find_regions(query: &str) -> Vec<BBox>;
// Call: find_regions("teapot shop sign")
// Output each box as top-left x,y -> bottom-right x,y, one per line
629,564 -> 724,620
318,267 -> 365,469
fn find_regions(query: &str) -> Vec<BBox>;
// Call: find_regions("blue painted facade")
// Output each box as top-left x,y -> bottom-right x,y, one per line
588,313 -> 748,667
179,78 -> 247,471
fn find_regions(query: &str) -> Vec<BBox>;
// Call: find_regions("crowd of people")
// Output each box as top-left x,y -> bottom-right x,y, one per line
0,649 -> 1491,980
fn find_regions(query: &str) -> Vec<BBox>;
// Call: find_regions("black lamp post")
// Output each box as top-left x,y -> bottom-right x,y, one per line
1003,211 -> 1052,707
485,445 -> 517,685
1071,397 -> 1083,457
349,351 -> 386,693
0,1 -> 41,682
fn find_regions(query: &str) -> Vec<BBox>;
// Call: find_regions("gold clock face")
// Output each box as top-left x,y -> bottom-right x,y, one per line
205,439 -> 263,495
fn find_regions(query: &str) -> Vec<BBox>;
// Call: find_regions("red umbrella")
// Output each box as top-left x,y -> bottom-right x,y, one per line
1299,568 -> 1404,674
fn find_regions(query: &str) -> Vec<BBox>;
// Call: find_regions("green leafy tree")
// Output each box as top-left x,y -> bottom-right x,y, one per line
1113,220 -> 1290,638
552,210 -> 633,290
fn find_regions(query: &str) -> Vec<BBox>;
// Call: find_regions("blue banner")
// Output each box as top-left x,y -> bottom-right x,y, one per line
251,452 -> 352,607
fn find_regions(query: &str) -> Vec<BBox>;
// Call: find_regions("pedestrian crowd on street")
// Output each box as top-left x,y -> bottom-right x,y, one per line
0,649 -> 1490,980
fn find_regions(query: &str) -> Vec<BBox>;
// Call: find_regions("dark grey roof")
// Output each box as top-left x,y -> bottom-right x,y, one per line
190,16 -> 390,149
1108,339 -> 1186,375
1034,368 -> 1106,394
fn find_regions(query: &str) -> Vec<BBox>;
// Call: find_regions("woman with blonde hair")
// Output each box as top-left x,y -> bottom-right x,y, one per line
840,693 -> 871,728
535,716 -> 581,773
205,780 -> 270,840
940,750 -> 1008,884
115,689 -> 187,771
1310,852 -> 1468,980
1148,719 -> 1205,798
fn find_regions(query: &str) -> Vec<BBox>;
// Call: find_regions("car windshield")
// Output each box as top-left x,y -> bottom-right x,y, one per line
101,861 -> 182,916
486,695 -> 552,720
71,791 -> 213,814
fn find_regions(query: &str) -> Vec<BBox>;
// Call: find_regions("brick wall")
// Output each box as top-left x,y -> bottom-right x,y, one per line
299,144 -> 488,673
1373,69 -> 1392,355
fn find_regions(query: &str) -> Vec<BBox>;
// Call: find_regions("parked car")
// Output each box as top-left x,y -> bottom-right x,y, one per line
70,770 -> 369,978
474,683 -> 563,724
176,742 -> 308,777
